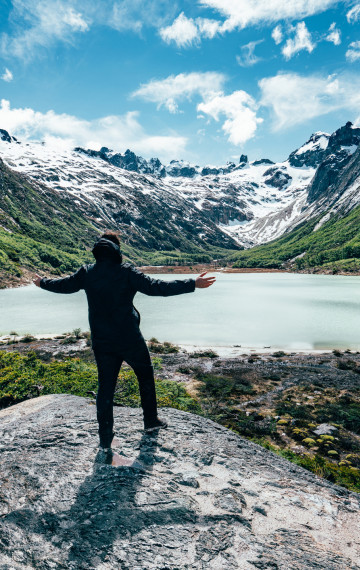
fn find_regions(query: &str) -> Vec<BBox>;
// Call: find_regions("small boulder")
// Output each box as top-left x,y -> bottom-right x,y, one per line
313,424 -> 338,436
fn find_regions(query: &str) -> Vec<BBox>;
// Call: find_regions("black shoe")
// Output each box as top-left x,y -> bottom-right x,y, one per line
99,431 -> 115,451
144,418 -> 168,433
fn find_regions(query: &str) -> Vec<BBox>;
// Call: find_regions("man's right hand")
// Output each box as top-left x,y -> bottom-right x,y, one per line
195,272 -> 216,289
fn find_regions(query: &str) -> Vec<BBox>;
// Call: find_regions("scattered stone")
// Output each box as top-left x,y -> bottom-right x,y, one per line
313,423 -> 338,435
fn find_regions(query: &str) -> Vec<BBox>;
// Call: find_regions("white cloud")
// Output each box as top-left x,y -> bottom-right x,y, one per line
197,91 -> 262,145
259,72 -> 360,130
1,68 -> 13,82
159,12 -> 199,47
159,13 -> 222,47
111,0 -> 174,33
0,99 -> 187,160
132,72 -> 226,113
236,40 -> 263,67
161,1 -> 339,46
1,0 -> 90,60
196,18 -> 221,39
2,0 -> 176,60
347,3 -> 360,22
325,22 -> 341,45
282,22 -> 315,60
62,7 -> 88,31
346,40 -> 360,62
199,0 -> 338,32
272,25 -> 283,44
133,71 -> 261,144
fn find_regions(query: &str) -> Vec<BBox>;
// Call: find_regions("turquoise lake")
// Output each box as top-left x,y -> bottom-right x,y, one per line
1,273 -> 360,350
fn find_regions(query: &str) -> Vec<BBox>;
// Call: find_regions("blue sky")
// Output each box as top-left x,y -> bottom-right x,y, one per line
0,0 -> 360,165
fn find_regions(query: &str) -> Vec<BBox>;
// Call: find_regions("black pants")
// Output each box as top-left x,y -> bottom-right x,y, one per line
93,337 -> 157,441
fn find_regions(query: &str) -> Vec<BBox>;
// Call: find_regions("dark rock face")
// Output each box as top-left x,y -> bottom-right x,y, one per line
239,154 -> 248,164
166,160 -> 198,178
288,122 -> 360,203
200,165 -> 221,176
327,121 -> 360,151
201,162 -> 236,176
307,126 -> 360,204
288,132 -> 330,168
109,149 -> 137,171
263,167 -> 292,189
0,394 -> 359,569
74,147 -> 167,178
307,150 -> 352,203
0,128 -> 16,143
252,159 -> 274,166
74,146 -> 109,161
288,122 -> 360,172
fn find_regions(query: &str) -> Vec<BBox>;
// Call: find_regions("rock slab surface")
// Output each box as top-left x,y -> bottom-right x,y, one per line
0,395 -> 359,569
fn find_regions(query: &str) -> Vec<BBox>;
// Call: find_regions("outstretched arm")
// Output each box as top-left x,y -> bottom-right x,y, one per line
128,267 -> 215,296
33,266 -> 86,294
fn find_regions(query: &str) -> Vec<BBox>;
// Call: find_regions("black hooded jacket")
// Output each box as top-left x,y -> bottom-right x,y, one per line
40,238 -> 196,350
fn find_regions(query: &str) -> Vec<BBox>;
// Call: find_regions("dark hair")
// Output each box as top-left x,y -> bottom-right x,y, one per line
100,231 -> 120,247
92,231 -> 123,264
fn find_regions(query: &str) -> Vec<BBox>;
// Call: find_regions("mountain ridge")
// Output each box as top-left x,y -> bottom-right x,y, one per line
0,121 -> 360,281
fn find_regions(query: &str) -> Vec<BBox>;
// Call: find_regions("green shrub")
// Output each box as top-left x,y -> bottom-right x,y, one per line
275,401 -> 313,420
189,350 -> 218,358
0,351 -> 199,414
148,340 -> 179,354
316,400 -> 360,434
21,334 -> 37,343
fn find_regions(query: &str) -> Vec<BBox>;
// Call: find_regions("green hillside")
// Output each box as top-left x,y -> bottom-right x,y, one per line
0,158 -> 97,283
229,205 -> 360,272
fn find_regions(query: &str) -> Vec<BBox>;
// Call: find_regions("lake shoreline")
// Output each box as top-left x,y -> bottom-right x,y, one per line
0,332 -> 352,355
2,263 -> 360,290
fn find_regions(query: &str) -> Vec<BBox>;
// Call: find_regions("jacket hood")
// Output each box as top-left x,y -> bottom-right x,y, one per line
92,238 -> 122,263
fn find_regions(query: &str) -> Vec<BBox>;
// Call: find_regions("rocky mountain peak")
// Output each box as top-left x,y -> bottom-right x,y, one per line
327,120 -> 360,151
166,159 -> 199,178
0,394 -> 359,569
307,122 -> 360,204
72,144 -> 278,180
289,122 -> 360,172
252,158 -> 274,166
288,132 -> 330,168
0,128 -> 17,144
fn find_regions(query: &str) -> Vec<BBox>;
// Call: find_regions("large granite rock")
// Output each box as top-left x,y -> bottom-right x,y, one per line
0,395 -> 359,569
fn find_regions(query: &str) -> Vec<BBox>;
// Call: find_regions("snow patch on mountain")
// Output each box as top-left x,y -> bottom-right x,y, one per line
295,133 -> 329,155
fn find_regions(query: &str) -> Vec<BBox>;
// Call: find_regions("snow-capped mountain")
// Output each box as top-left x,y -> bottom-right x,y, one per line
0,121 -> 359,251
226,122 -> 360,246
288,132 -> 330,168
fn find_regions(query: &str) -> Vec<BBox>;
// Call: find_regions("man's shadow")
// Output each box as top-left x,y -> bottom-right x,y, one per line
64,430 -> 197,566
3,429 -> 250,568
3,430 -> 197,568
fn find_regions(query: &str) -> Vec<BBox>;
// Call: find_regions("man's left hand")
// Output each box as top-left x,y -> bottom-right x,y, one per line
33,274 -> 42,287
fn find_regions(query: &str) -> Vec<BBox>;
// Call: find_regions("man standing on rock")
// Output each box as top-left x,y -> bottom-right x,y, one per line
33,232 -> 215,451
